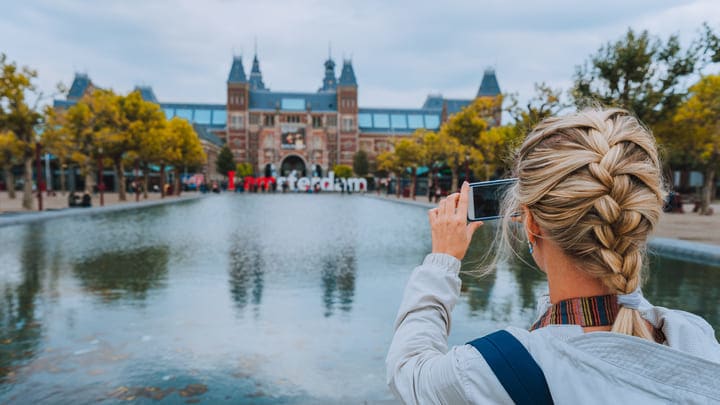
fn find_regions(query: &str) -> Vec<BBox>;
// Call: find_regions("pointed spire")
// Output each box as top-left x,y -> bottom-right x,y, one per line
228,55 -> 247,83
477,67 -> 500,97
338,59 -> 357,87
249,46 -> 266,90
319,52 -> 337,92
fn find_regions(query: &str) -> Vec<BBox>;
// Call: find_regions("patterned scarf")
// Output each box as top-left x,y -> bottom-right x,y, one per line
530,294 -> 619,331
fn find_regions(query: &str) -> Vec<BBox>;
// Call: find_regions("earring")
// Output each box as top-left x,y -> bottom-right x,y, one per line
528,240 -> 534,255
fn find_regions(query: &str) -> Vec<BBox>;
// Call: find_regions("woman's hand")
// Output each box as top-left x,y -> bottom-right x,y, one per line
428,182 -> 484,261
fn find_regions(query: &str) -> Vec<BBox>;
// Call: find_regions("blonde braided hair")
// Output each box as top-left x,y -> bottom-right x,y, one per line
496,108 -> 665,340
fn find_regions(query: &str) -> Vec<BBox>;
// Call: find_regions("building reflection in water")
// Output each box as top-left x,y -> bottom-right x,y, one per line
228,235 -> 264,316
321,245 -> 356,317
0,225 -> 46,382
72,246 -> 170,303
459,227 -> 548,322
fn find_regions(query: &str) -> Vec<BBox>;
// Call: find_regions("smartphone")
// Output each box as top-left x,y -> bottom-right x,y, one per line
467,178 -> 517,221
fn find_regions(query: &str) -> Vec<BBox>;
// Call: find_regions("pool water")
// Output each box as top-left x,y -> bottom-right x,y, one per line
0,194 -> 717,403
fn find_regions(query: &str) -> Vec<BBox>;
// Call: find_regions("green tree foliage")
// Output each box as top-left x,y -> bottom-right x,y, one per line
166,117 -> 206,196
394,137 -> 425,199
216,145 -> 235,178
442,99 -> 490,148
236,162 -> 254,178
507,82 -> 566,136
0,130 -> 23,199
332,164 -> 353,179
376,150 -> 402,197
122,91 -> 167,198
672,75 -> 720,215
42,106 -> 75,194
572,28 -> 699,127
700,22 -> 720,65
352,150 -> 369,177
0,54 -> 42,209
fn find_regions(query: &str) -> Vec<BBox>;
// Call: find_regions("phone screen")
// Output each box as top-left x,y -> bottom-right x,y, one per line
468,178 -> 517,221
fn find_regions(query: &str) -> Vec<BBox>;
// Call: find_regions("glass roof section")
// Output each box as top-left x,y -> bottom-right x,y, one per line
281,98 -> 306,111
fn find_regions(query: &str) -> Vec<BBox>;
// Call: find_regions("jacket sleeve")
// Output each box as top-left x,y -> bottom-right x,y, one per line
385,253 -> 468,404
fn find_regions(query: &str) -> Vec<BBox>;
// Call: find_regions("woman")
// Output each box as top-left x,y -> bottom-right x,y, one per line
386,109 -> 720,404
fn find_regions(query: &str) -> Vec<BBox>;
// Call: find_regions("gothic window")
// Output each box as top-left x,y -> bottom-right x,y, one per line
342,117 -> 354,132
230,113 -> 244,130
249,114 -> 260,125
326,115 -> 337,127
264,115 -> 275,126
312,116 -> 323,128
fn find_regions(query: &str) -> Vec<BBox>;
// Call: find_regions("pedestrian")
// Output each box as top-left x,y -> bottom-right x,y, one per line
387,108 -> 720,404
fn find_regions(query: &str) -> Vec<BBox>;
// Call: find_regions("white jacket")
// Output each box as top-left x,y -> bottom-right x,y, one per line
386,253 -> 720,404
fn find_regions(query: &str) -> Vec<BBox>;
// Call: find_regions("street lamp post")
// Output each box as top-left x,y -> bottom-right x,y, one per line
35,140 -> 43,211
97,147 -> 104,207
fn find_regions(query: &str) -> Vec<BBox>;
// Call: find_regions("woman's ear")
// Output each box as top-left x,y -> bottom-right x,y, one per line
522,205 -> 541,242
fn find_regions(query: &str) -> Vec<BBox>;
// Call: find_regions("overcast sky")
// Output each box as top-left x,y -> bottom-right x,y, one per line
1,0 -> 718,111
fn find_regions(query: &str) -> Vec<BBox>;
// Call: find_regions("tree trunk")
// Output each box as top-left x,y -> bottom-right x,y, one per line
160,164 -> 166,198
4,164 -> 15,199
700,165 -> 716,215
115,158 -> 127,201
22,157 -> 33,210
451,168 -> 459,193
84,159 -> 95,194
410,168 -> 417,200
142,162 -> 150,199
174,168 -> 182,197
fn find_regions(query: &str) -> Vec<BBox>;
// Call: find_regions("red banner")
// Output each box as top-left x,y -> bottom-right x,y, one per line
228,171 -> 235,191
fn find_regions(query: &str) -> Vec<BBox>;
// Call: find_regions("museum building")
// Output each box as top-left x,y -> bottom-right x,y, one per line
54,53 -> 501,179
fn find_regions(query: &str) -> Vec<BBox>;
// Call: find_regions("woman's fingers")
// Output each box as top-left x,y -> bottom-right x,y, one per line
457,182 -> 470,219
443,193 -> 459,217
428,208 -> 438,225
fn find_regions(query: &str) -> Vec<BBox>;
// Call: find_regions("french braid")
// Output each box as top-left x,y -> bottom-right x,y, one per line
499,108 -> 665,340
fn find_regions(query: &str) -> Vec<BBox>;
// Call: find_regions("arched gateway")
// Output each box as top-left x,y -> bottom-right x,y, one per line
280,155 -> 306,177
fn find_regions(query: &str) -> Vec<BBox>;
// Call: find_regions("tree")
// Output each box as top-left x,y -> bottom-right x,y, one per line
332,164 -> 353,179
63,89 -> 124,195
394,137 -> 425,200
216,144 -> 235,178
89,90 -> 127,199
442,99 -> 490,148
0,54 -> 42,209
572,28 -> 699,127
166,117 -> 206,196
376,150 -> 401,197
124,91 -> 167,199
507,82 -> 566,136
236,162 -> 254,178
672,75 -> 720,215
352,150 -> 369,177
0,130 -> 23,199
42,106 -> 75,194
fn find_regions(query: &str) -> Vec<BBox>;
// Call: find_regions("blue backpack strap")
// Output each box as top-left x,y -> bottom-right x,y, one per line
467,330 -> 553,405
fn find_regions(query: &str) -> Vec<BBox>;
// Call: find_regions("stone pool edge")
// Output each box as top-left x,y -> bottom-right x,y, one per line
363,194 -> 720,267
0,194 -> 205,228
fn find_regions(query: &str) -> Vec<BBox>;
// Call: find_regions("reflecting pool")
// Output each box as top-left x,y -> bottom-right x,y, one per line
0,194 -> 718,403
